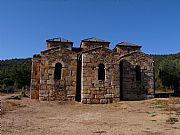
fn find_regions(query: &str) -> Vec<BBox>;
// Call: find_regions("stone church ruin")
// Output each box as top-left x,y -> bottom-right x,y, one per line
30,37 -> 154,104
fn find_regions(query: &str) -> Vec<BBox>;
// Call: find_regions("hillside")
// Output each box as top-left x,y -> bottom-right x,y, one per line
153,52 -> 180,92
0,58 -> 31,92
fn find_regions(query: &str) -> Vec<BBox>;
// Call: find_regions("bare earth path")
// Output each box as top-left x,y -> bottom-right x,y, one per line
1,93 -> 180,135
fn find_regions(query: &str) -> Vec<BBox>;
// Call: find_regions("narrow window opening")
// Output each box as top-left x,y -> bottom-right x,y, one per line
54,63 -> 62,80
135,65 -> 141,81
98,64 -> 105,80
92,66 -> 95,70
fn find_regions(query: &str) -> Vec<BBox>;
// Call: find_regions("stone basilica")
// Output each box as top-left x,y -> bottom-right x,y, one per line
30,37 -> 154,104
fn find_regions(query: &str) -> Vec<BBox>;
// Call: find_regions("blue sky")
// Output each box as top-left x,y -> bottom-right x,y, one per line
0,0 -> 180,59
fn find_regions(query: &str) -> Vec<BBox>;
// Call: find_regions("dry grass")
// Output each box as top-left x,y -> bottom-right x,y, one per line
1,94 -> 180,135
152,97 -> 180,124
153,97 -> 180,109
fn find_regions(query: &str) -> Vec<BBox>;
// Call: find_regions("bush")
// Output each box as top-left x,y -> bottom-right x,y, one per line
0,86 -> 15,93
166,117 -> 179,124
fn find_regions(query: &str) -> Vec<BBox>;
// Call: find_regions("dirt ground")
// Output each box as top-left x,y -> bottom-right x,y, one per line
1,93 -> 180,135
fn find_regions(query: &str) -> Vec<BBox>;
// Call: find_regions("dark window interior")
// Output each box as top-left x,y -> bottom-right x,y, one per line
135,65 -> 141,81
98,64 -> 105,80
54,63 -> 62,80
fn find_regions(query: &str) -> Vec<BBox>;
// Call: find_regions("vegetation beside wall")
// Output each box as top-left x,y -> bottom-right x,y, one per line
153,52 -> 180,93
0,58 -> 31,92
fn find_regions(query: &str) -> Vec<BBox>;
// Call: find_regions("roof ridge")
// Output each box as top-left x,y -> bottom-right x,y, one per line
116,42 -> 141,47
82,37 -> 110,43
119,51 -> 141,59
46,37 -> 73,43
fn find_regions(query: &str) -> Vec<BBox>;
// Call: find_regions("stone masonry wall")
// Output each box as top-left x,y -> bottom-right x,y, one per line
81,48 -> 120,104
119,52 -> 154,100
81,42 -> 109,50
39,47 -> 77,101
30,38 -> 154,103
81,49 -> 154,103
30,55 -> 41,99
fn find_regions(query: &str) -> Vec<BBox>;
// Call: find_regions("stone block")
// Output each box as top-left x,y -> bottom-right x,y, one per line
107,98 -> 113,103
82,94 -> 91,99
99,90 -> 106,95
100,99 -> 108,104
30,90 -> 39,99
87,99 -> 91,104
83,89 -> 91,94
82,99 -> 87,104
104,94 -> 112,99
71,56 -> 77,60
95,94 -> 104,99
106,89 -> 110,94
91,98 -> 100,104
91,90 -> 98,95
113,98 -> 120,102
47,80 -> 55,84
67,95 -> 75,100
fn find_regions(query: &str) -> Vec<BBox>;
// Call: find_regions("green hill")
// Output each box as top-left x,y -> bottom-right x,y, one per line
153,52 -> 180,93
0,58 -> 31,92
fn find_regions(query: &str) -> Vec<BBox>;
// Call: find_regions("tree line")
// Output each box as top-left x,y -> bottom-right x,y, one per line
0,58 -> 31,92
153,52 -> 180,95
